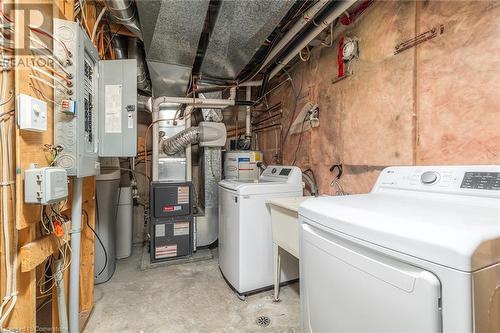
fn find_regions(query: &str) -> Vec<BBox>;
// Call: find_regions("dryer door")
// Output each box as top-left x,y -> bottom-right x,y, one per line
300,221 -> 442,333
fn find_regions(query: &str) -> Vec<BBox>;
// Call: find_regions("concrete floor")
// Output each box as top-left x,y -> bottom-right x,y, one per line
85,246 -> 300,333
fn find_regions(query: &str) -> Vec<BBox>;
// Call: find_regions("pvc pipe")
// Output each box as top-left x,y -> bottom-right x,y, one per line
69,177 -> 83,333
185,106 -> 193,181
257,0 -> 330,72
268,0 -> 356,80
241,0 -> 356,87
245,86 -> 251,137
154,96 -> 235,109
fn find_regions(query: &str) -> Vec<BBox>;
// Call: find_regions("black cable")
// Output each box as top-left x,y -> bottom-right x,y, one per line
281,68 -> 305,146
291,116 -> 308,166
82,208 -> 107,277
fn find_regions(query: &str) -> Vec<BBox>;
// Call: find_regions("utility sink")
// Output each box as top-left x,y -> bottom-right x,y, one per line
267,196 -> 312,301
267,196 -> 311,257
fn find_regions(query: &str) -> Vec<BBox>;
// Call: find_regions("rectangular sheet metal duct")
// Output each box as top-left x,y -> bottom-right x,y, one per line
136,0 -> 210,96
200,0 -> 295,80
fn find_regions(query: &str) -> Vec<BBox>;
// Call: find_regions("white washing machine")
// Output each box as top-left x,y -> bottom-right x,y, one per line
299,165 -> 500,333
218,165 -> 302,296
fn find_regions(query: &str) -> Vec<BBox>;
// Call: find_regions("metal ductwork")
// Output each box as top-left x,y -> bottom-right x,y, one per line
104,0 -> 142,40
128,38 -> 151,94
137,94 -> 152,113
111,35 -> 128,59
200,0 -> 295,80
136,0 -> 209,97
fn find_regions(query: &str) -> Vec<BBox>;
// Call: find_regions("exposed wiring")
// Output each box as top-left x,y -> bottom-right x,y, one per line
82,208 -> 108,277
41,63 -> 71,82
30,66 -> 71,88
0,50 -> 18,327
0,6 -> 71,61
28,74 -> 71,95
291,115 -> 307,166
78,0 -> 91,36
29,83 -> 60,105
43,144 -> 63,166
102,167 -> 151,182
30,48 -> 71,77
29,35 -> 67,66
299,46 -> 311,62
0,89 -> 12,106
281,68 -> 304,147
91,7 -> 107,43
321,21 -> 334,47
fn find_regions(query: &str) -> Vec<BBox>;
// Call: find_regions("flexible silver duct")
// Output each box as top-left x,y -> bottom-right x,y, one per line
161,127 -> 200,155
128,38 -> 151,93
104,0 -> 142,40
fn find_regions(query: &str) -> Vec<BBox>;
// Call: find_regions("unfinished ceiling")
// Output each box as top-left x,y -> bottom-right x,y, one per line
136,0 -> 295,96
200,0 -> 295,80
136,0 -> 209,97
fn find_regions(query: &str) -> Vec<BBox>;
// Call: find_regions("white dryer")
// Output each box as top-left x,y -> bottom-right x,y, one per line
299,165 -> 500,333
218,165 -> 302,296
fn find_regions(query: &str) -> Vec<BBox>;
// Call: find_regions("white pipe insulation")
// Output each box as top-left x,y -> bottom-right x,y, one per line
245,86 -> 251,137
152,87 -> 236,112
248,0 -> 330,79
241,0 -> 357,86
270,0 -> 357,79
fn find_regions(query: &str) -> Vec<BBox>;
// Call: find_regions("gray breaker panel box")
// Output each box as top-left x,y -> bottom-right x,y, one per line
150,216 -> 193,263
150,182 -> 192,218
98,59 -> 137,157
53,19 -> 99,177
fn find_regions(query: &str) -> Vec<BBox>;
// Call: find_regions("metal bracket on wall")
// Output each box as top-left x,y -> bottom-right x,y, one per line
394,24 -> 445,55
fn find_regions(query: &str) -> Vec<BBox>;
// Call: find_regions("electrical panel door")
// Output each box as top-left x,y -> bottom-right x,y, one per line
98,59 -> 137,157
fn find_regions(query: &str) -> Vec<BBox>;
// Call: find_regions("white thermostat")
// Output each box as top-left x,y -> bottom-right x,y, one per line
16,93 -> 48,132
24,167 -> 68,205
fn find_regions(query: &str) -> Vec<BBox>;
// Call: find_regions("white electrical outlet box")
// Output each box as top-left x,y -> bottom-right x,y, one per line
24,167 -> 68,205
16,94 -> 48,132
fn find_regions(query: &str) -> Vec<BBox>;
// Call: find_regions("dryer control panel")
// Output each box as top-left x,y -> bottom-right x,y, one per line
460,172 -> 500,190
373,165 -> 500,197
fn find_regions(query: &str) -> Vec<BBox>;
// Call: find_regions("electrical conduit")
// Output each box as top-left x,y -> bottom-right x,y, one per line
68,177 -> 83,333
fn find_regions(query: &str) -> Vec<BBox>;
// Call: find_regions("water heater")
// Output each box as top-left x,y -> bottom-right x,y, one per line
223,150 -> 262,180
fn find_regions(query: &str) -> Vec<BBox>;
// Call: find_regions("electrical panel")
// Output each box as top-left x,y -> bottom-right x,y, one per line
53,19 -> 139,175
53,18 -> 100,177
98,59 -> 137,157
16,94 -> 48,132
24,167 -> 68,204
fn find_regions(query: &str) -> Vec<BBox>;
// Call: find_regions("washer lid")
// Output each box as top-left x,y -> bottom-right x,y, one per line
218,179 -> 302,195
299,193 -> 500,272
